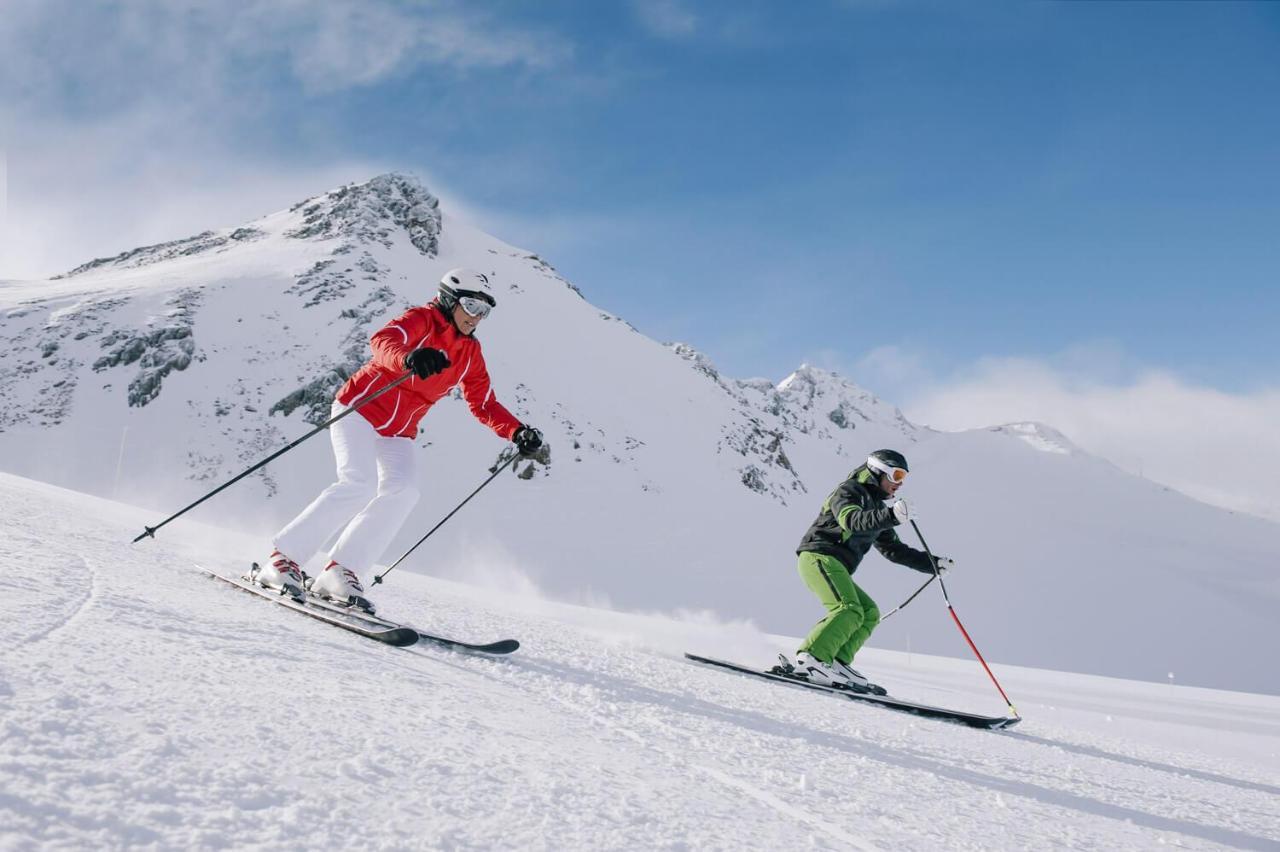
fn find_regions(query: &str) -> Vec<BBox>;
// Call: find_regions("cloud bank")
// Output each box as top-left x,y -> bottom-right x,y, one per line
891,353 -> 1280,522
0,0 -> 571,279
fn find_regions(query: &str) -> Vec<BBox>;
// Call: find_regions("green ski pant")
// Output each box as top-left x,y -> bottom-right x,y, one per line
796,551 -> 880,664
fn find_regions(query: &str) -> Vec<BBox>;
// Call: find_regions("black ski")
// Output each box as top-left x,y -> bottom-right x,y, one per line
685,652 -> 1021,730
203,568 -> 419,646
302,594 -> 520,656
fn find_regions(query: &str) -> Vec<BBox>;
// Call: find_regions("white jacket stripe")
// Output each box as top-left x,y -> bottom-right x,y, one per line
374,395 -> 401,431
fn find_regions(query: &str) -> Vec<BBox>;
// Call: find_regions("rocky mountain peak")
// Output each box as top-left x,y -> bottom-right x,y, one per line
777,364 -> 918,438
285,172 -> 441,256
668,342 -> 722,382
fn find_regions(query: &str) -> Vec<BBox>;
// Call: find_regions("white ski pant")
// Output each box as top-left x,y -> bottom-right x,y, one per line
273,401 -> 419,580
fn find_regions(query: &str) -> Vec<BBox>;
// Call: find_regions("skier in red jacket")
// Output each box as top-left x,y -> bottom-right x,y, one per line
254,268 -> 544,612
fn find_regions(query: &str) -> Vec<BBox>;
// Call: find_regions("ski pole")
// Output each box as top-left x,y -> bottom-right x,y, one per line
909,519 -> 1020,719
879,574 -> 937,622
132,372 -> 414,543
371,452 -> 519,586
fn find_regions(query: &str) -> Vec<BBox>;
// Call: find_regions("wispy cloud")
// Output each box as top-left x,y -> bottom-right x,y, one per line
230,1 -> 571,91
631,0 -> 699,39
0,0 -> 574,278
626,2 -> 788,48
0,0 -> 571,107
0,107 -> 388,278
845,344 -> 938,398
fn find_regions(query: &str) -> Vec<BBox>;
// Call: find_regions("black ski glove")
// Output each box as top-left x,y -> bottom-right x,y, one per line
404,348 -> 449,379
513,424 -> 544,458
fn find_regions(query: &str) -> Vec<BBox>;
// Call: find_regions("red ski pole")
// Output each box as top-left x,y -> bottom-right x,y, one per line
910,519 -> 1020,720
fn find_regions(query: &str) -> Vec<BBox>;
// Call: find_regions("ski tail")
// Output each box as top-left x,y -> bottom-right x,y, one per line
225,564 -> 519,655
201,568 -> 418,647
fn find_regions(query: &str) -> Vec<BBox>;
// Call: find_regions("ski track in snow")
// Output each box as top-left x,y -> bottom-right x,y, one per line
510,656 -> 882,851
1,473 -> 1278,850
8,556 -> 97,648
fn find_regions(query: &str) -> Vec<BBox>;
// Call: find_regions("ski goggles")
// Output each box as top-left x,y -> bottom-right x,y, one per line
456,291 -> 495,318
882,466 -> 908,484
867,459 -> 909,484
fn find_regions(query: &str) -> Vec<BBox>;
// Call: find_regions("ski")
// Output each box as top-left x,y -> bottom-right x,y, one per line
302,594 -> 520,656
685,652 -> 1021,730
202,568 -> 419,647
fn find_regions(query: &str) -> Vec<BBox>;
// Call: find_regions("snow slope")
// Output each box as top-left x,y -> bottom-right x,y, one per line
0,174 -> 1276,695
2,473 -> 1278,850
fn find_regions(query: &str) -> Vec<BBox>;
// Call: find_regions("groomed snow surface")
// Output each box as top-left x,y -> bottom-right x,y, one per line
3,472 -> 1278,851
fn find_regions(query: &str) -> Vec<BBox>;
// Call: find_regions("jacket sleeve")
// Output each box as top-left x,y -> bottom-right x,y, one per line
829,480 -> 896,534
369,307 -> 432,373
873,528 -> 935,574
458,345 -> 522,441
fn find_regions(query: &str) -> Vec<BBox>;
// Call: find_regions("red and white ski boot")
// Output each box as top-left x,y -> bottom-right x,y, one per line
307,560 -> 376,614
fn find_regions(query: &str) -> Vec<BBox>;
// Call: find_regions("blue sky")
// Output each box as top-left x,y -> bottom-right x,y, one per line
2,1 -> 1279,515
328,0 -> 1280,394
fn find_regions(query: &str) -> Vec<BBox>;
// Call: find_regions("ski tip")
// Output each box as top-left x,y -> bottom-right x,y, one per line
485,639 -> 521,655
383,628 -> 421,648
460,638 -> 520,655
414,634 -> 521,655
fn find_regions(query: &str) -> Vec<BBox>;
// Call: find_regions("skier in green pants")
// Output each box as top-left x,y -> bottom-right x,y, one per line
791,449 -> 954,692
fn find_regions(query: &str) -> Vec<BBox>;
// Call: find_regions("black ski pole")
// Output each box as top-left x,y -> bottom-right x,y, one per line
879,574 -> 937,622
372,452 -> 519,586
132,372 -> 414,543
909,519 -> 1019,719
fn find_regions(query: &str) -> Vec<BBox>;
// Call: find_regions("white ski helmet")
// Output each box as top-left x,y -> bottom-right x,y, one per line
438,268 -> 496,316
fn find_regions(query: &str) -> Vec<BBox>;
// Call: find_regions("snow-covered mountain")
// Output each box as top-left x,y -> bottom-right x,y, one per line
3,472 -> 1278,849
0,174 -> 1275,694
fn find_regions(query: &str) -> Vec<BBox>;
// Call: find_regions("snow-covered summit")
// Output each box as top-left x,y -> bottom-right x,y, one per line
989,421 -> 1082,456
51,172 -> 440,280
776,364 -> 920,440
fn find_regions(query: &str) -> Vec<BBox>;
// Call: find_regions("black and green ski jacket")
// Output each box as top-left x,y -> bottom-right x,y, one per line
796,465 -> 934,576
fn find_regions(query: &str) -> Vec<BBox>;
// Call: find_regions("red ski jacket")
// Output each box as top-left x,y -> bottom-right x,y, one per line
335,302 -> 522,440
